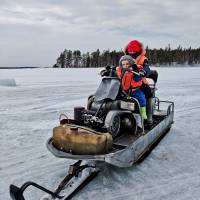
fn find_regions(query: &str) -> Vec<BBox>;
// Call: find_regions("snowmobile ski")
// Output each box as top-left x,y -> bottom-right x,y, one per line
10,160 -> 100,200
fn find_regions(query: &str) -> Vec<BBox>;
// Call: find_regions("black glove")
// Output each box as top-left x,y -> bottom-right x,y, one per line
105,65 -> 111,70
100,65 -> 112,77
131,63 -> 138,72
100,69 -> 108,77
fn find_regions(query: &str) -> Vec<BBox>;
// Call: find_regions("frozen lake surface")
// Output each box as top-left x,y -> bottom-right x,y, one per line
1,67 -> 200,200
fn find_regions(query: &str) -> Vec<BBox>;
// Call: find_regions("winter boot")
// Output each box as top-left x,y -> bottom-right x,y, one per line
140,106 -> 147,120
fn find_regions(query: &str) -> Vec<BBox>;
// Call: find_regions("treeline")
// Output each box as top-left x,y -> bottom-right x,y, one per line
53,45 -> 200,68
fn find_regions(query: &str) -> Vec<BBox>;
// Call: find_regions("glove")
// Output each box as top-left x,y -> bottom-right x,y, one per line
100,69 -> 109,77
105,65 -> 111,70
139,69 -> 146,77
131,63 -> 138,72
100,65 -> 112,77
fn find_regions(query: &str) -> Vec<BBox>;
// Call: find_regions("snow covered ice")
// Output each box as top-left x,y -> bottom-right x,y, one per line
1,67 -> 200,200
0,78 -> 16,87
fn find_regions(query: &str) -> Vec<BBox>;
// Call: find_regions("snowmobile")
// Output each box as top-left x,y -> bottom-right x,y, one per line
9,70 -> 174,200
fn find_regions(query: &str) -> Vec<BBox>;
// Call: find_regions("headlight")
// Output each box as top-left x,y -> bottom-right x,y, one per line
120,101 -> 135,111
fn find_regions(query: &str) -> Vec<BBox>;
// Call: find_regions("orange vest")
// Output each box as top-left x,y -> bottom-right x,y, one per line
134,51 -> 147,65
133,51 -> 149,84
116,66 -> 142,92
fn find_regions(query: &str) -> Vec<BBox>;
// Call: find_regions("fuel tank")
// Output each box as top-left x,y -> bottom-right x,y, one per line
52,124 -> 113,155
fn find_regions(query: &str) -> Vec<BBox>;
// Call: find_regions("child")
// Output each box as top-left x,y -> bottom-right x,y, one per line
116,55 -> 147,120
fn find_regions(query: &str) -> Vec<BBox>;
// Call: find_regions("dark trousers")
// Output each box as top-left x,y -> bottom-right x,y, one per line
140,83 -> 153,99
141,70 -> 158,98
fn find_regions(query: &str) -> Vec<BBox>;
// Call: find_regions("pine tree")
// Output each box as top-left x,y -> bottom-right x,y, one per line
66,50 -> 73,68
53,46 -> 200,68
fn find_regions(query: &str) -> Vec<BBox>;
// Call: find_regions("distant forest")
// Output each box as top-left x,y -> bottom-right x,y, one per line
53,45 -> 200,68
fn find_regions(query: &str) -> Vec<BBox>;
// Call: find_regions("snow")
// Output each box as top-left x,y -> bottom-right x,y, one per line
0,79 -> 16,87
1,67 -> 200,200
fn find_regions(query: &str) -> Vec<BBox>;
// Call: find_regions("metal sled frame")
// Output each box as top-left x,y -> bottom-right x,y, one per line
47,100 -> 174,168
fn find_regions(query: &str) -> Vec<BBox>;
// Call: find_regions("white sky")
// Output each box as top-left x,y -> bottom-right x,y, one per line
0,0 -> 200,67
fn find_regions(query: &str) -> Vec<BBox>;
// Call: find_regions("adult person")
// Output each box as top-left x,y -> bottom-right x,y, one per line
124,40 -> 158,125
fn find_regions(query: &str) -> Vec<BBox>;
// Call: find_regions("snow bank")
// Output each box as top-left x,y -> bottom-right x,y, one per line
0,78 -> 16,86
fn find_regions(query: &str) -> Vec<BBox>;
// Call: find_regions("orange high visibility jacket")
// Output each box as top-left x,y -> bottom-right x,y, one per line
134,51 -> 147,66
116,66 -> 142,92
133,51 -> 149,85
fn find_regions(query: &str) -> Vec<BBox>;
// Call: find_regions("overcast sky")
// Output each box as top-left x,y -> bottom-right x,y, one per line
0,0 -> 199,67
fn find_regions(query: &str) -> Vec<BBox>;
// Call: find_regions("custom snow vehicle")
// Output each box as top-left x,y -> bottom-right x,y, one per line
10,71 -> 174,200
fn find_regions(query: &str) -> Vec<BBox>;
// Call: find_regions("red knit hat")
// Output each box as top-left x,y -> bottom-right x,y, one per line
126,40 -> 142,53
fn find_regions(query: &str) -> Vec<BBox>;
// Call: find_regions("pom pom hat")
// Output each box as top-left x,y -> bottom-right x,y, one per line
126,40 -> 142,53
